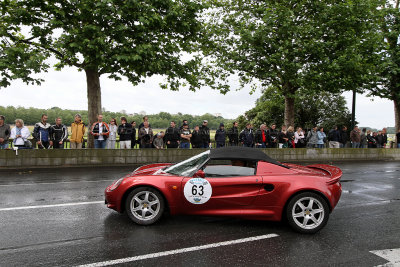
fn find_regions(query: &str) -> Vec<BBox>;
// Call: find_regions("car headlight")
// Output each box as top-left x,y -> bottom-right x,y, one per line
108,178 -> 124,192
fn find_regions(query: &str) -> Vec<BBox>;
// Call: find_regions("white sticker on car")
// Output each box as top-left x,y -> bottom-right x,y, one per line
183,178 -> 212,204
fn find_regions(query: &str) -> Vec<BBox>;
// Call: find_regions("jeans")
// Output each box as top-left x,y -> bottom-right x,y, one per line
180,142 -> 190,149
201,143 -> 210,148
0,143 -> 9,149
352,142 -> 360,148
216,142 -> 225,148
317,144 -> 324,148
94,140 -> 107,149
256,143 -> 266,148
398,143 -> 400,148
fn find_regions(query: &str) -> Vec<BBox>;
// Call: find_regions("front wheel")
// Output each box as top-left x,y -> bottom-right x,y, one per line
286,192 -> 330,234
125,187 -> 165,225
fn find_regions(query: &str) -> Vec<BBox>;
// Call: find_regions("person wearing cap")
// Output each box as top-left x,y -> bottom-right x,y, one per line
179,123 -> 192,149
215,123 -> 226,148
200,120 -> 211,148
153,131 -> 165,149
0,115 -> 11,149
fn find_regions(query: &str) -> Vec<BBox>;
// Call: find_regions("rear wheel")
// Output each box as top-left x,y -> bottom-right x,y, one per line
286,192 -> 329,234
125,187 -> 165,225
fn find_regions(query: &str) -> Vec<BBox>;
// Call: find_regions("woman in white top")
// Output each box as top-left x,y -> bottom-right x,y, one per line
11,119 -> 31,147
294,127 -> 305,148
106,118 -> 118,149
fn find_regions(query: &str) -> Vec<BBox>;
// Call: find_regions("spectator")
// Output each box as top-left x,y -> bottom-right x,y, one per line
153,132 -> 164,149
382,128 -> 388,148
278,125 -> 289,148
350,126 -> 361,148
90,114 -> 110,149
180,123 -> 192,149
294,127 -> 306,148
107,118 -> 118,149
306,126 -> 318,148
0,115 -> 11,149
215,123 -> 226,148
180,120 -> 189,130
376,131 -> 384,148
138,121 -> 153,148
255,124 -> 268,148
118,117 -> 133,149
11,119 -> 31,148
328,126 -> 341,148
191,125 -> 202,148
227,121 -> 239,146
131,121 -> 137,148
268,124 -> 278,148
239,123 -> 254,147
33,114 -> 52,149
367,130 -> 377,148
200,120 -> 211,148
165,121 -> 180,148
340,126 -> 349,148
287,126 -> 295,148
50,117 -> 68,149
70,114 -> 85,149
138,116 -> 150,148
397,129 -> 400,148
317,127 -> 326,148
360,128 -> 367,148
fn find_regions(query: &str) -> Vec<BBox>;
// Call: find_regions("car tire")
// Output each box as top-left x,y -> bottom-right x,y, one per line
125,187 -> 165,225
286,192 -> 330,234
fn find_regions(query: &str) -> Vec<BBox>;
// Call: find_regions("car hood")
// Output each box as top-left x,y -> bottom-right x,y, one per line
130,163 -> 172,176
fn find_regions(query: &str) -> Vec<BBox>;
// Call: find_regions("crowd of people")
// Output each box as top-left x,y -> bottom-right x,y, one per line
0,114 -> 397,149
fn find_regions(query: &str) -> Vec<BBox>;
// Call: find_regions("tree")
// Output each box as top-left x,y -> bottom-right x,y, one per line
203,0 -> 382,127
0,0 -> 205,147
369,0 -> 400,132
242,87 -> 353,131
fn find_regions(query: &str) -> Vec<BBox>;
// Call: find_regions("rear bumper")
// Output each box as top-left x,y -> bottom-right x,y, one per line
328,182 -> 342,211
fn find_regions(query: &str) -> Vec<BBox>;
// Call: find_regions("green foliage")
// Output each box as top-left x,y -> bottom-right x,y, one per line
202,0 -> 383,125
241,87 -> 353,131
0,0 -> 206,90
0,106 -> 233,129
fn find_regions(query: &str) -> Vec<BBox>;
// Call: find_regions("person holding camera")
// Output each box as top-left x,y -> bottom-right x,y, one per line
138,121 -> 153,148
118,117 -> 133,149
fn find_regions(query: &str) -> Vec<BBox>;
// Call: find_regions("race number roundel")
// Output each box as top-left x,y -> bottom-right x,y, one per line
184,178 -> 212,204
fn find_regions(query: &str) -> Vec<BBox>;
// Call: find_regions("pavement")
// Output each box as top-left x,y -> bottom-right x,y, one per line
0,162 -> 399,267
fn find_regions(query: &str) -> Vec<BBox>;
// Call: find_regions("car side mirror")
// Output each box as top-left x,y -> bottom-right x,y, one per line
194,169 -> 205,178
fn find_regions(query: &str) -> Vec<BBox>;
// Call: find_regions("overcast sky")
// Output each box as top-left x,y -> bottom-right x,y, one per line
0,65 -> 395,129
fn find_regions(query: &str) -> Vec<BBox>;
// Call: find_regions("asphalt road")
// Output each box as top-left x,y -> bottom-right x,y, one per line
0,162 -> 399,267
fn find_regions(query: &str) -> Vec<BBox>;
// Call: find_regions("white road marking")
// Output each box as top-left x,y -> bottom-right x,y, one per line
77,233 -> 278,267
370,248 -> 400,267
0,201 -> 104,211
0,179 -> 114,187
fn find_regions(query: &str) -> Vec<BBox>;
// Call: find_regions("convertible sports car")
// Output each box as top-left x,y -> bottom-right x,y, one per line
105,147 -> 342,234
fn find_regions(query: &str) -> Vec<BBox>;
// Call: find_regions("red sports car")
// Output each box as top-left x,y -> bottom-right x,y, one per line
105,147 -> 342,234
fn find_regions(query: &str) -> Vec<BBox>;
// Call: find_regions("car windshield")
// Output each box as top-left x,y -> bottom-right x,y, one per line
164,151 -> 210,177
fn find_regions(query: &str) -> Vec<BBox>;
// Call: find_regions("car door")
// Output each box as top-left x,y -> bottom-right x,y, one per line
181,165 -> 263,213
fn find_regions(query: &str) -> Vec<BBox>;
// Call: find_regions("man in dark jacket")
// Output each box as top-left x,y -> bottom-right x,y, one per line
328,126 -> 341,148
382,128 -> 388,148
340,126 -> 348,148
165,121 -> 180,148
118,117 -> 133,149
191,125 -> 203,148
33,114 -> 53,149
255,124 -> 268,148
50,117 -> 68,149
130,121 -> 136,148
227,121 -> 239,146
239,123 -> 254,147
267,124 -> 278,148
200,120 -> 211,148
0,115 -> 11,149
215,123 -> 226,148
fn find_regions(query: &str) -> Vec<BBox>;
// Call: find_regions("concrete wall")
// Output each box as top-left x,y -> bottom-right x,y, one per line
0,148 -> 399,169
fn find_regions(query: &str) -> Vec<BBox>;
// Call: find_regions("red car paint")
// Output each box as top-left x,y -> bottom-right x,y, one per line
105,161 -> 342,222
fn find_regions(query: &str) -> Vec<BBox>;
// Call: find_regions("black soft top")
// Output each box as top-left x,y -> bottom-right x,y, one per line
209,146 -> 287,167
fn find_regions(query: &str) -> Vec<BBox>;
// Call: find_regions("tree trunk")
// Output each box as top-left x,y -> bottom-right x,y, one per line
85,69 -> 102,148
284,95 -> 295,128
394,98 -> 400,133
